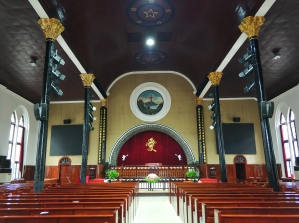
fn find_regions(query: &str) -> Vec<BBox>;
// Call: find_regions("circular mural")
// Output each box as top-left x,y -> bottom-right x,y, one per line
130,82 -> 171,123
126,0 -> 175,27
134,50 -> 167,65
137,90 -> 164,115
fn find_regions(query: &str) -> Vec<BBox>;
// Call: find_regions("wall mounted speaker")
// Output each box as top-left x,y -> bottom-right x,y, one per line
33,103 -> 47,121
33,104 -> 40,120
260,101 -> 274,118
295,157 -> 299,166
233,117 -> 240,122
63,119 -> 71,124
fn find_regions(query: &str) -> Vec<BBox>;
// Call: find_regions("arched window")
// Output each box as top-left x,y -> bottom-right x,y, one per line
280,113 -> 292,177
289,110 -> 298,158
7,113 -> 16,160
14,116 -> 25,179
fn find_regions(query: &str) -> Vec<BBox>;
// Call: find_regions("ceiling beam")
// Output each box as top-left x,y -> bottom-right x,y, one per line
198,0 -> 276,99
28,0 -> 105,100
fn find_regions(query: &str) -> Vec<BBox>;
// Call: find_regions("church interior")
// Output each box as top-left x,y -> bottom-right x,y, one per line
0,0 -> 299,222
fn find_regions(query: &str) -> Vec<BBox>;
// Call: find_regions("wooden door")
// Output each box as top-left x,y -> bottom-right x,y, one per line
58,156 -> 71,184
59,164 -> 71,183
234,155 -> 247,181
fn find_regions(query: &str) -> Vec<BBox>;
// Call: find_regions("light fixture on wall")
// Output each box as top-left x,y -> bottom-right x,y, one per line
272,48 -> 281,60
29,57 -> 37,66
272,52 -> 281,60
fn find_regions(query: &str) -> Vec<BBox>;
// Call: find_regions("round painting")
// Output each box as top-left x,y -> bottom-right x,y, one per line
137,90 -> 164,115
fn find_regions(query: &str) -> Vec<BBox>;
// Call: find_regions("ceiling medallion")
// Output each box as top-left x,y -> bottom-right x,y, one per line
127,0 -> 175,27
134,50 -> 167,65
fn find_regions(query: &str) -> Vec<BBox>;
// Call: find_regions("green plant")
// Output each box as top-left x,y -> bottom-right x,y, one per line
106,170 -> 119,179
185,170 -> 198,179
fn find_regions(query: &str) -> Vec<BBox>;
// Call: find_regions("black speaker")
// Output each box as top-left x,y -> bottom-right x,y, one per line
63,119 -> 71,124
295,157 -> 299,166
233,117 -> 240,122
260,101 -> 274,118
33,103 -> 47,121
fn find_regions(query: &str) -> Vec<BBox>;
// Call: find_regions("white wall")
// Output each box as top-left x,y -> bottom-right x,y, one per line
269,84 -> 299,178
0,85 -> 39,165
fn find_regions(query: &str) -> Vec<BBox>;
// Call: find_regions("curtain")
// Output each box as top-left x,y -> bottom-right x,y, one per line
117,131 -> 187,165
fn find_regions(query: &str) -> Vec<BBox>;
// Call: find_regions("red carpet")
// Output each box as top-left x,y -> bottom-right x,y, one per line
88,178 -> 105,184
200,178 -> 218,183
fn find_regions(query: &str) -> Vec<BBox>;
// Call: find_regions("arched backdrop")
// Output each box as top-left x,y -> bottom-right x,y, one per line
117,131 -> 187,165
108,123 -> 195,165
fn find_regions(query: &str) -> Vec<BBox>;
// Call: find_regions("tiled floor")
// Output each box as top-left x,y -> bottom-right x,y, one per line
133,196 -> 183,223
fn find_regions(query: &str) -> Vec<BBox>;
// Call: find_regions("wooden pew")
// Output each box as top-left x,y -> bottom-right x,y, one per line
0,182 -> 138,223
0,201 -> 126,223
0,214 -> 118,223
175,187 -> 273,222
0,206 -> 121,223
169,181 -> 273,217
214,210 -> 299,223
203,206 -> 299,223
188,192 -> 299,223
170,182 -> 298,223
194,201 -> 299,223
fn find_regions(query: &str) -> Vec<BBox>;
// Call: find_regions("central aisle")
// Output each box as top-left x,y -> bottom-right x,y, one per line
133,196 -> 183,223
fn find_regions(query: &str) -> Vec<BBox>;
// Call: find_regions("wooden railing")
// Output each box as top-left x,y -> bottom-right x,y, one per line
110,165 -> 189,179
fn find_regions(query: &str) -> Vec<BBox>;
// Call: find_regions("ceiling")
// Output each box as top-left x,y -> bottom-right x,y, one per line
0,0 -> 298,103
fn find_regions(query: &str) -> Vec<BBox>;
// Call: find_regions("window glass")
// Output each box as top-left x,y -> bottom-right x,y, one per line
19,116 -> 24,126
7,143 -> 12,160
282,124 -> 288,141
9,125 -> 15,141
16,127 -> 23,143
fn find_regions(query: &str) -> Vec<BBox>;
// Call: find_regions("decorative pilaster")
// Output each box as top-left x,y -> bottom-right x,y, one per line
238,16 -> 265,40
34,18 -> 64,193
80,73 -> 95,87
239,16 -> 280,191
208,72 -> 227,182
80,73 -> 95,184
98,99 -> 107,164
196,98 -> 206,164
208,72 -> 223,86
38,18 -> 65,41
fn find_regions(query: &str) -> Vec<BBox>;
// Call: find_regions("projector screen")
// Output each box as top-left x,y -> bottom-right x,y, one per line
218,123 -> 256,154
50,125 -> 83,156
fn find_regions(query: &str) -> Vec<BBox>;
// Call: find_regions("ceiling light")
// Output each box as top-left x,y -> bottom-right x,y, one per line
146,38 -> 155,46
238,49 -> 253,64
208,101 -> 215,110
244,79 -> 255,94
238,64 -> 254,77
209,120 -> 217,130
272,52 -> 281,60
51,82 -> 63,96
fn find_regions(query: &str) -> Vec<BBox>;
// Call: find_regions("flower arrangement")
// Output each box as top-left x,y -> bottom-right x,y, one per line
145,173 -> 160,183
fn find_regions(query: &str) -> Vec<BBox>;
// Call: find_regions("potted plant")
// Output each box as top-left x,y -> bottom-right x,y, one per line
106,170 -> 119,182
186,170 -> 198,180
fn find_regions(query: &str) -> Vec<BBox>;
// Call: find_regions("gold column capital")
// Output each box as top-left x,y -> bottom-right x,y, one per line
208,72 -> 223,86
38,18 -> 64,41
196,97 -> 203,105
80,73 -> 95,87
238,16 -> 265,39
100,99 -> 107,107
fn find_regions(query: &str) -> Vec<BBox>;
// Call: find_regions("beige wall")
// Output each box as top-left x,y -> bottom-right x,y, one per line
46,102 -> 100,165
203,99 -> 265,164
46,73 -> 265,166
107,73 -> 198,160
